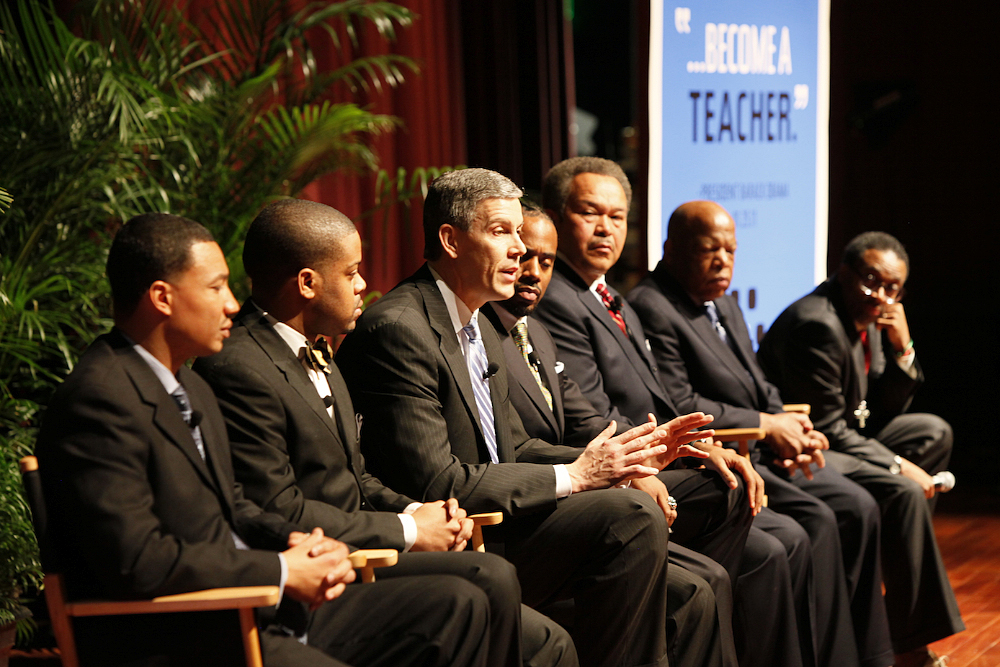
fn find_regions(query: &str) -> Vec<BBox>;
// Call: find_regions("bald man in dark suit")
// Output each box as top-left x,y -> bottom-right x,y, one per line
628,201 -> 893,667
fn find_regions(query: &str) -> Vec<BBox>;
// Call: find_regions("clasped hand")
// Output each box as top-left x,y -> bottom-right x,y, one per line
411,498 -> 473,552
283,527 -> 355,610
761,411 -> 829,480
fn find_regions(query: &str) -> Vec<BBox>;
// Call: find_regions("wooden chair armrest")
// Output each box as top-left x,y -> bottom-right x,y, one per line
782,404 -> 811,415
712,427 -> 766,462
711,428 -> 766,442
67,586 -> 280,617
349,548 -> 398,583
469,512 -> 503,552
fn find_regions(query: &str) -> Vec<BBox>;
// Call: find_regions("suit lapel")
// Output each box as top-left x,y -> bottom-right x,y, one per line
709,302 -> 761,405
116,340 -> 218,493
526,321 -> 564,441
241,303 -> 342,442
417,275 -> 488,446
238,302 -> 368,492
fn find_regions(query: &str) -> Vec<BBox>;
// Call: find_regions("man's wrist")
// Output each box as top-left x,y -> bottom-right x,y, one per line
889,455 -> 903,475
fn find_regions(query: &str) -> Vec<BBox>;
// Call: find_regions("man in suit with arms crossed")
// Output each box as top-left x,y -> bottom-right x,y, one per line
758,231 -> 963,667
194,198 -> 576,667
36,213 -> 492,667
338,168 -> 720,667
627,200 -> 893,667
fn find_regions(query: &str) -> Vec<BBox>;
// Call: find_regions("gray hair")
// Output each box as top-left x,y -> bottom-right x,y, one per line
542,157 -> 632,218
423,168 -> 523,260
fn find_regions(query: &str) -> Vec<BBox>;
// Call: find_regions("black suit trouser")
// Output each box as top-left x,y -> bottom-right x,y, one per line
294,574 -> 491,667
668,543 -> 738,667
823,450 -> 964,653
659,468 -> 804,667
379,551 -> 577,667
867,413 -> 954,513
763,464 -> 894,667
501,489 -> 671,667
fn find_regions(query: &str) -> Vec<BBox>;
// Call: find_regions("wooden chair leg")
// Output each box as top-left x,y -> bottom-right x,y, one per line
469,512 -> 503,553
238,607 -> 263,667
44,574 -> 79,667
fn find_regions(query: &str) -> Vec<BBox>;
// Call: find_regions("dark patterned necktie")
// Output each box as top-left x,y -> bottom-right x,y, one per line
511,321 -> 553,411
170,384 -> 205,461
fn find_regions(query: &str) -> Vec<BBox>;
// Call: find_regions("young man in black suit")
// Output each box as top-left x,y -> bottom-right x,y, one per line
532,157 -> 823,667
758,231 -> 963,667
194,198 -> 576,667
338,168 -> 722,667
628,200 -> 894,667
36,213 -> 492,667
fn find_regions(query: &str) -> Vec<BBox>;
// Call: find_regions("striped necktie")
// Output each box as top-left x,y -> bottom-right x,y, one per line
462,319 -> 499,463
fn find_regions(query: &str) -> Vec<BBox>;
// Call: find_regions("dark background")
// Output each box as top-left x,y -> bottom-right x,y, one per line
460,0 -> 997,490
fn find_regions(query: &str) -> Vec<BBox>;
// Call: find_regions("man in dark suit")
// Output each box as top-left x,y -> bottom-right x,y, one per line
487,203 -> 753,667
758,231 -> 963,667
338,168 -> 725,667
532,157 -> 822,667
194,199 -> 576,667
36,213 -> 493,667
628,200 -> 894,667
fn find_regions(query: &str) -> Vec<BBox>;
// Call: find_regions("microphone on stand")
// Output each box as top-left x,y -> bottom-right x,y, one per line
931,471 -> 956,492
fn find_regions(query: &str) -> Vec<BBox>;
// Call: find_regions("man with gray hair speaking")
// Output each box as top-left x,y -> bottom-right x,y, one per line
338,167 -> 722,667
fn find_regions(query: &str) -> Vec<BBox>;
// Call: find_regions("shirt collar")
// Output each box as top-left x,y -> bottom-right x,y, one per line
490,302 -> 523,335
263,312 -> 310,357
428,265 -> 477,334
126,335 -> 180,395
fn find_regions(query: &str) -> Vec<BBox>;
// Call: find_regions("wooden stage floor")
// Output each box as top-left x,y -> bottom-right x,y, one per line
927,487 -> 1000,666
10,488 -> 1000,666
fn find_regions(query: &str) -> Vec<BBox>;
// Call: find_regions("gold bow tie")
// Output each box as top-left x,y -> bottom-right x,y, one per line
304,337 -> 334,375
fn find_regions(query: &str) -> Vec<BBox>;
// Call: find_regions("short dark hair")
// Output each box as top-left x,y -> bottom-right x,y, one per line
106,213 -> 215,318
542,157 -> 632,217
841,231 -> 909,271
520,199 -> 553,224
423,168 -> 523,260
243,199 -> 356,294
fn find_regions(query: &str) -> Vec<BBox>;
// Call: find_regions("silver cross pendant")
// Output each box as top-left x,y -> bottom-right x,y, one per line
854,400 -> 870,429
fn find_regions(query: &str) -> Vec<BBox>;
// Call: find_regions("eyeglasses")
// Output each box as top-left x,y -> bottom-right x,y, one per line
850,265 -> 904,304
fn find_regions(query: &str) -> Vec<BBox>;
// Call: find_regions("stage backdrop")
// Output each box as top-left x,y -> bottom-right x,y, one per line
648,0 -> 830,346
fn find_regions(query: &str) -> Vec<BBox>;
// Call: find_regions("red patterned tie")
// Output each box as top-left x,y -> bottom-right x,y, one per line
859,330 -> 871,375
595,283 -> 628,336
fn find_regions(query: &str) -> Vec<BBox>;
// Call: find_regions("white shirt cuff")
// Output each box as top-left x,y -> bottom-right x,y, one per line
554,464 -> 573,498
398,513 -> 418,551
897,351 -> 917,377
277,552 -> 287,606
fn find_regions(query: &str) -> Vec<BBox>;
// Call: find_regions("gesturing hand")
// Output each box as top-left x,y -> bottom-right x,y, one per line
640,412 -> 714,470
699,446 -> 765,515
566,421 -> 670,493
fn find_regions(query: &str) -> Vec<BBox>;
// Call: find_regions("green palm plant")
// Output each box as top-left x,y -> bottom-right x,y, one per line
1,0 -> 419,638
